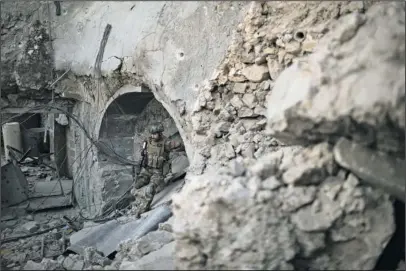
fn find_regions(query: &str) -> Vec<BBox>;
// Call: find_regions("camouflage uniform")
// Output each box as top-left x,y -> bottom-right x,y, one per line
130,182 -> 156,218
131,124 -> 182,216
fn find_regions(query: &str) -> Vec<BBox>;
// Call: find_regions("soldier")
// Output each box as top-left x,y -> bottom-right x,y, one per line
130,123 -> 183,217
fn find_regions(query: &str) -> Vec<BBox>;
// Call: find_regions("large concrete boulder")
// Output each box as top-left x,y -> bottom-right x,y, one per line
267,2 -> 405,158
173,146 -> 394,270
172,2 -> 402,270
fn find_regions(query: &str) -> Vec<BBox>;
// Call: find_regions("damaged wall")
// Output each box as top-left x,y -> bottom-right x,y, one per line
1,2 -> 55,106
173,1 -> 404,270
1,1 -> 404,269
44,1 -> 247,213
98,91 -> 182,205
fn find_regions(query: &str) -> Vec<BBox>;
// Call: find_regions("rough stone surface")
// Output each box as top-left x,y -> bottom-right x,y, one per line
62,255 -> 85,270
22,221 -> 40,233
241,64 -> 270,83
2,1 -> 403,269
281,143 -> 336,185
116,230 -> 174,262
83,247 -> 112,267
1,2 -> 54,98
120,242 -> 175,270
23,259 -> 63,270
173,148 -> 395,270
172,3 -> 401,270
267,2 -> 405,158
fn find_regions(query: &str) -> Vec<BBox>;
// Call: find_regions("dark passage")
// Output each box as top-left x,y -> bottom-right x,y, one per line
374,199 -> 405,270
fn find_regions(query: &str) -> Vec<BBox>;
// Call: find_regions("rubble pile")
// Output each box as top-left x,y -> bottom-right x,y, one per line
187,1 -> 365,174
16,218 -> 176,271
173,2 -> 404,270
1,210 -> 79,270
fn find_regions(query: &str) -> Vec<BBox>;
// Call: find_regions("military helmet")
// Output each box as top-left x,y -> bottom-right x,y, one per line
149,123 -> 164,134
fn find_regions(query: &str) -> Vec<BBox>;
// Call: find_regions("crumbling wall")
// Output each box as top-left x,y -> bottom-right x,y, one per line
45,1 -> 248,212
184,1 -> 367,175
173,1 -> 404,270
1,2 -> 55,104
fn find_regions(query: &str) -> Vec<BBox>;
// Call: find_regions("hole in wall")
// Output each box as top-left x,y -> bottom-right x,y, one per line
294,31 -> 305,42
179,52 -> 184,57
374,199 -> 405,270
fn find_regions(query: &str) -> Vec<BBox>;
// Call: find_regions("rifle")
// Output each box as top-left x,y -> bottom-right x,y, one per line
138,141 -> 147,174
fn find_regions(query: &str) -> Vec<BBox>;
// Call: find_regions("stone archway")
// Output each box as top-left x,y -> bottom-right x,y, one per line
95,85 -> 189,208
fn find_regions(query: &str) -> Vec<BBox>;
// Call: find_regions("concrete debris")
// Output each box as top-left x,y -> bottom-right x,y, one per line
83,247 -> 112,267
173,147 -> 395,269
23,258 -> 63,270
116,231 -> 174,261
241,64 -> 270,83
233,82 -> 248,94
281,143 -> 336,185
333,137 -> 405,201
22,221 -> 40,233
62,255 -> 85,270
120,242 -> 175,270
266,2 -> 405,158
158,216 -> 174,233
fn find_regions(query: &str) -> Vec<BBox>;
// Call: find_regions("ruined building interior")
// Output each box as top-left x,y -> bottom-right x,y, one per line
0,1 -> 405,270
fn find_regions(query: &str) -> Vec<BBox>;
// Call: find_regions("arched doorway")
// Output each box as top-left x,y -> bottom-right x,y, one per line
97,86 -> 189,208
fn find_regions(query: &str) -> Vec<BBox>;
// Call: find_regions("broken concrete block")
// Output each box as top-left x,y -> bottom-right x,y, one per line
241,51 -> 255,64
84,247 -> 112,267
291,191 -> 343,232
284,41 -> 301,54
134,231 -> 174,257
120,242 -> 175,270
230,95 -> 245,109
241,64 -> 270,83
24,261 -> 42,270
233,82 -> 248,94
242,93 -> 257,109
158,220 -> 173,233
266,57 -> 282,81
253,106 -> 266,116
267,4 -> 405,156
63,256 -> 85,270
238,107 -> 258,118
302,38 -> 317,52
334,137 -> 405,201
213,121 -> 231,136
280,186 -> 317,213
22,221 -> 40,233
261,176 -> 282,190
24,259 -> 63,270
171,155 -> 189,174
282,143 -> 336,185
295,231 -> 326,258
